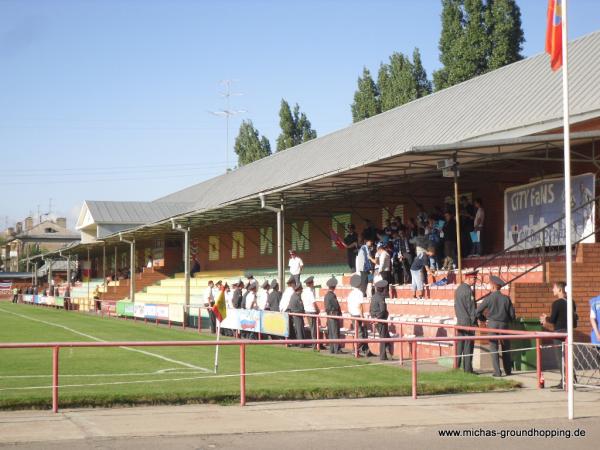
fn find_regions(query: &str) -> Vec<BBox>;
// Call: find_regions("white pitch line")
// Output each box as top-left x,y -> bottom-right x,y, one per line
0,307 -> 211,373
0,368 -> 208,379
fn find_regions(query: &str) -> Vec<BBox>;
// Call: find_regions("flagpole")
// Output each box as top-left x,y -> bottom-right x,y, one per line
214,320 -> 221,374
560,0 -> 575,421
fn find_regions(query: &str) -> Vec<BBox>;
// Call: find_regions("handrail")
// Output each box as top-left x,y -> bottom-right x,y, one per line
1,332 -> 565,413
471,193 -> 600,299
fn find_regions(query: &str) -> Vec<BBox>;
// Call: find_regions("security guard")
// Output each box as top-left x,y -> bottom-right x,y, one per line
266,279 -> 281,312
370,279 -> 391,360
231,280 -> 244,309
289,282 -> 307,345
454,271 -> 479,373
476,276 -> 516,377
324,277 -> 342,354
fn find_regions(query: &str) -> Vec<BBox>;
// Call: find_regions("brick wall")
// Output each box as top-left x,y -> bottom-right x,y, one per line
511,243 -> 600,342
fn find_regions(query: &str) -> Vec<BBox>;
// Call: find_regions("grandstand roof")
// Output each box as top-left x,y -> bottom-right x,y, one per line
81,201 -> 194,225
75,30 -> 600,242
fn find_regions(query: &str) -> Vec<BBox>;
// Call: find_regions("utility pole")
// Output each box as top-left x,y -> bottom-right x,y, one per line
210,80 -> 246,171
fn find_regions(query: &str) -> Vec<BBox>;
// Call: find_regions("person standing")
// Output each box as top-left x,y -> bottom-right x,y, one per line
375,243 -> 392,298
257,280 -> 270,310
347,274 -> 373,357
343,224 -> 359,272
302,276 -> 320,349
231,280 -> 244,309
442,211 -> 457,267
280,276 -> 297,340
355,238 -> 376,298
244,281 -> 258,310
370,279 -> 391,360
410,246 -> 435,299
454,271 -> 479,373
541,281 -> 578,388
289,283 -> 306,345
266,279 -> 281,312
477,276 -> 516,377
324,277 -> 342,354
288,250 -> 304,286
204,280 -> 217,333
12,287 -> 18,303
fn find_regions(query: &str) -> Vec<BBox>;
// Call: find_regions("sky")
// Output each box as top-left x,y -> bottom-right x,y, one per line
2,0 -> 600,230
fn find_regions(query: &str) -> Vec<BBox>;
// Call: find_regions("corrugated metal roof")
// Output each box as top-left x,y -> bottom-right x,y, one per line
154,31 -> 600,210
85,201 -> 194,224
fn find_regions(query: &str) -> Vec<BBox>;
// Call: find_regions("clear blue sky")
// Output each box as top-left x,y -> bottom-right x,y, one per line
2,0 -> 599,229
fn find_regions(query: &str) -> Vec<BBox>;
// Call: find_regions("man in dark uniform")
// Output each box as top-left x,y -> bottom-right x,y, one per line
343,224 -> 359,272
454,270 -> 479,373
289,283 -> 306,346
324,277 -> 342,354
231,280 -> 244,309
476,276 -> 516,377
370,279 -> 391,360
266,279 -> 281,312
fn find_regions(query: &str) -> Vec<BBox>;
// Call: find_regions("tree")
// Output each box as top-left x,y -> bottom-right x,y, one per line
276,99 -> 317,151
485,0 -> 524,70
433,0 -> 525,91
377,52 -> 418,112
412,48 -> 432,98
351,67 -> 381,122
234,120 -> 271,166
433,0 -> 464,91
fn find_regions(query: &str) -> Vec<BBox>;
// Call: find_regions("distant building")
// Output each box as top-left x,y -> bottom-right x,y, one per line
1,217 -> 80,272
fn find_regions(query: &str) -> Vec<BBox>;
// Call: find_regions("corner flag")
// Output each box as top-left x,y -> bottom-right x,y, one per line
546,0 -> 563,71
212,285 -> 227,322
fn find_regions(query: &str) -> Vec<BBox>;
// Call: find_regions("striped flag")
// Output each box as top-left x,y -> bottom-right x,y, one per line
329,229 -> 346,250
212,285 -> 227,322
546,0 -> 563,71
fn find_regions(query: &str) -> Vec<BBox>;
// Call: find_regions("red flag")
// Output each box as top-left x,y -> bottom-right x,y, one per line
329,229 -> 346,250
546,0 -> 563,71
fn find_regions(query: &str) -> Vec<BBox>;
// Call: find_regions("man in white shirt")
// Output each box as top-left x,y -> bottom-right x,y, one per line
204,280 -> 217,333
244,281 -> 258,310
347,274 -> 374,357
302,276 -> 320,349
279,277 -> 296,313
288,250 -> 304,286
257,280 -> 270,310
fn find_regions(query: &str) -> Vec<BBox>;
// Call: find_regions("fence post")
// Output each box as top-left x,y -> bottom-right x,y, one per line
453,336 -> 459,369
411,340 -> 418,400
52,346 -> 59,413
240,343 -> 246,406
541,232 -> 547,283
354,318 -> 359,358
399,324 -> 404,365
563,338 -> 568,391
198,308 -> 202,334
535,338 -> 543,388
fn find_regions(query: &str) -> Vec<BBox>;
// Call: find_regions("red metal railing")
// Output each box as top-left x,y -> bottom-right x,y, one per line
0,331 -> 566,413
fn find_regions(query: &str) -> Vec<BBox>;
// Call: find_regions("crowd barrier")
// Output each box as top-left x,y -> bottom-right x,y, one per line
0,332 -> 568,413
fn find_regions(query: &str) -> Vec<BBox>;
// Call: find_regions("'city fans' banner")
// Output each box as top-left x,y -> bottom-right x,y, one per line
504,173 -> 595,250
0,282 -> 12,294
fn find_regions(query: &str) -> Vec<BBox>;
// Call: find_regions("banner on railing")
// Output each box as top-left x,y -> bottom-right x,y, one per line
504,173 -> 596,250
0,282 -> 12,294
116,301 -> 289,337
22,295 -> 64,307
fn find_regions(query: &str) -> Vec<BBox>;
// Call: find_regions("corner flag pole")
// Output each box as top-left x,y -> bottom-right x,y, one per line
560,0 -> 575,421
214,320 -> 221,374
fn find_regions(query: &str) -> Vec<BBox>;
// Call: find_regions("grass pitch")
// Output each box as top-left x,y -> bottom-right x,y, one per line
0,302 -> 517,409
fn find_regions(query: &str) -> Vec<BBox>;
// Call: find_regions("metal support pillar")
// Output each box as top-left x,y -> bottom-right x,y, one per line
172,221 -> 191,310
119,234 -> 136,301
453,153 -> 463,283
102,243 -> 106,291
259,193 -> 285,288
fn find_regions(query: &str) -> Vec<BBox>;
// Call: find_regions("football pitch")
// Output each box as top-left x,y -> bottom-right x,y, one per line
0,303 -> 516,409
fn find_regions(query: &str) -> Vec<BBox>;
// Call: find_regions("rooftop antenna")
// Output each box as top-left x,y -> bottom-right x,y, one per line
209,79 -> 246,171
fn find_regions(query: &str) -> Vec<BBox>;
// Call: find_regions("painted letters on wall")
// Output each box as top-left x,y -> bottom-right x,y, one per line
259,227 -> 273,255
291,221 -> 310,252
232,231 -> 245,259
208,235 -> 220,261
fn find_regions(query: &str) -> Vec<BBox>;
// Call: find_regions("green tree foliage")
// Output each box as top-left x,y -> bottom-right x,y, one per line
433,0 -> 524,91
378,49 -> 431,113
485,0 -> 524,70
412,48 -> 432,98
276,99 -> 317,151
351,67 -> 381,122
234,120 -> 271,166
